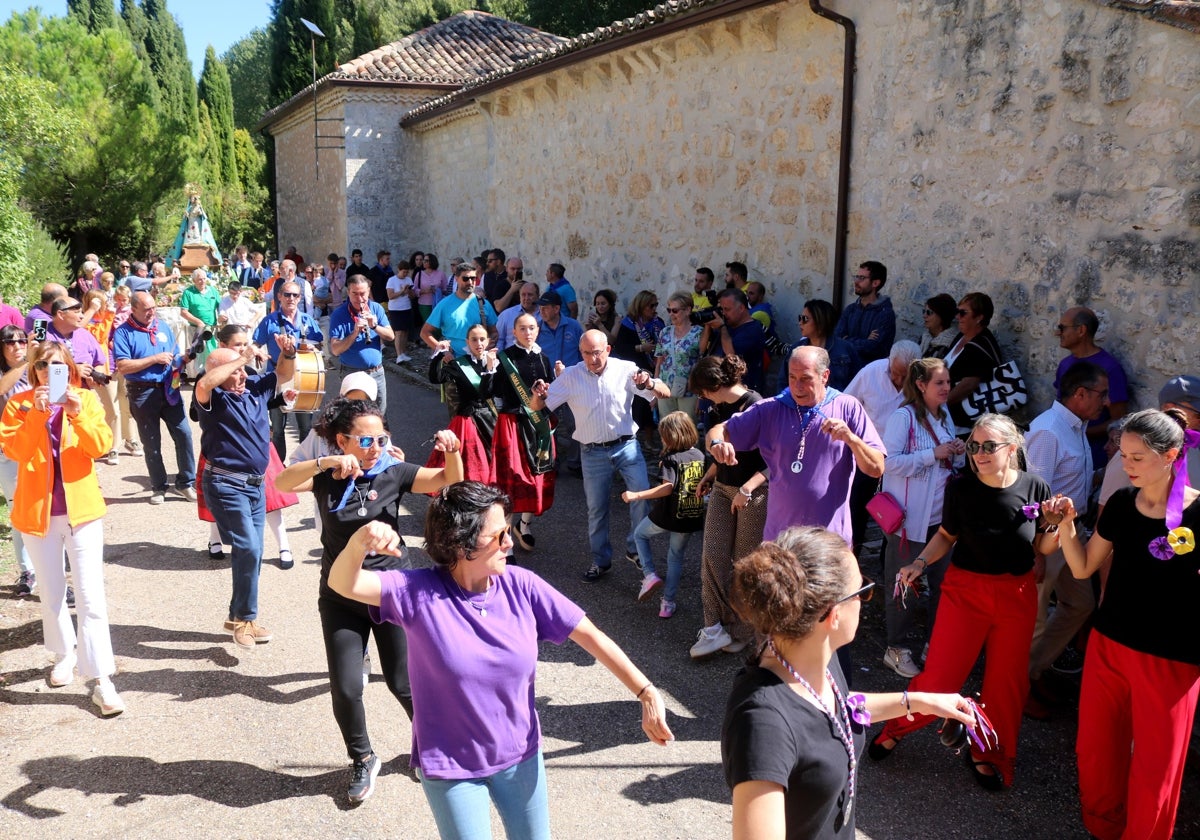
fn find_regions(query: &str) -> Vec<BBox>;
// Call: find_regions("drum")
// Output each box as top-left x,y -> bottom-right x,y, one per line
286,349 -> 325,413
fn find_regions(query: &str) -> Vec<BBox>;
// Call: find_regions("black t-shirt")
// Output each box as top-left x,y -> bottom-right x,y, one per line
312,461 -> 422,598
941,470 -> 1051,575
495,346 -> 554,413
709,390 -> 767,487
1095,488 -> 1200,664
650,448 -> 707,532
722,656 -> 865,840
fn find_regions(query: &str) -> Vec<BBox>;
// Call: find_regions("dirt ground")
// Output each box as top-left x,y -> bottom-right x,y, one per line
1,364 -> 1197,839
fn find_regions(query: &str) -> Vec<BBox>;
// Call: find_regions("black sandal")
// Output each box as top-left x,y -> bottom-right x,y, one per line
867,732 -> 900,761
965,751 -> 1007,791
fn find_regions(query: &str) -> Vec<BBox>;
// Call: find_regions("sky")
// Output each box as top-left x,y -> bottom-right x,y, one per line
0,0 -> 273,76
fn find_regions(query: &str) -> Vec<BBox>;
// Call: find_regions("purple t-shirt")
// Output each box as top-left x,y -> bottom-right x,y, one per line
371,565 -> 585,780
1055,348 -> 1129,465
46,326 -> 105,370
49,407 -> 68,515
725,389 -> 885,545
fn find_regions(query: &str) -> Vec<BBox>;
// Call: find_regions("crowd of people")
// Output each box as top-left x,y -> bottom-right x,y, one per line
4,247 -> 1198,840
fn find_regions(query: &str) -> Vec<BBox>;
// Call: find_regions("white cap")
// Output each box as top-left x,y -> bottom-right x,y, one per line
339,371 -> 378,401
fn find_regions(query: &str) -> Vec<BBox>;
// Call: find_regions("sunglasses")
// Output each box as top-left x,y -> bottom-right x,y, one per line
965,440 -> 1008,455
955,309 -> 972,318
820,578 -> 876,621
59,304 -> 83,312
2,338 -> 29,346
280,292 -> 301,299
665,307 -> 684,314
1053,323 -> 1078,333
349,434 -> 390,449
33,359 -> 63,370
922,308 -> 934,316
798,315 -> 811,324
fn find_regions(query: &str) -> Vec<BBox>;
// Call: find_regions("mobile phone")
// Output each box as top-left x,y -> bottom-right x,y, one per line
48,362 -> 69,404
33,319 -> 48,342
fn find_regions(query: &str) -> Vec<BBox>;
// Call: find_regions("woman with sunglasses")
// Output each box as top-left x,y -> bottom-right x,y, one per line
1046,409 -> 1199,840
778,299 -> 855,393
654,292 -> 706,421
0,341 -> 122,715
724,526 -> 974,839
943,292 -> 1003,433
0,325 -> 35,595
878,358 -> 965,679
328,481 -> 673,836
426,322 -> 497,485
275,400 -> 463,803
918,294 -> 957,360
870,413 -> 1059,790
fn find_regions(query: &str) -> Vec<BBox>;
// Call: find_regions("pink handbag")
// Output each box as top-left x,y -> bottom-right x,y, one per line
866,491 -> 905,534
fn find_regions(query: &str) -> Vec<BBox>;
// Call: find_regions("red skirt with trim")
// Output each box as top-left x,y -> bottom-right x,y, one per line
425,414 -> 492,487
489,413 -> 556,515
196,447 -> 299,523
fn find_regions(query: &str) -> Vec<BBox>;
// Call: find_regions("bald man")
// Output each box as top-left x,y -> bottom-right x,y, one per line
195,335 -> 296,649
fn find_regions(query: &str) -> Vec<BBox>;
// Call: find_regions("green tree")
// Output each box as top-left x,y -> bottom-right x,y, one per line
269,0 -> 338,105
524,0 -> 645,36
137,0 -> 198,134
120,0 -> 149,47
223,28 -> 271,134
199,46 -> 238,187
0,12 -> 183,258
68,0 -> 119,33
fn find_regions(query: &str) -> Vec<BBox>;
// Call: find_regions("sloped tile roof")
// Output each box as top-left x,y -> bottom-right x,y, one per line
335,10 -> 569,85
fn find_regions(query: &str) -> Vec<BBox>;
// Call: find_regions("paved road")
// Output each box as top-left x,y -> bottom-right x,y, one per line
1,363 -> 1197,839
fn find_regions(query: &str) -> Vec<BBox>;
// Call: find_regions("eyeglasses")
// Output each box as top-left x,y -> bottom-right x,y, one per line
665,307 -> 684,314
955,309 -> 972,318
281,292 -> 301,299
350,434 -> 390,449
922,308 -> 934,316
33,360 -> 61,370
965,439 -> 1009,455
59,304 -> 82,312
798,315 -> 811,324
820,578 -> 876,620
854,273 -> 871,281
1084,387 -> 1110,399
2,338 -> 29,346
1053,323 -> 1078,333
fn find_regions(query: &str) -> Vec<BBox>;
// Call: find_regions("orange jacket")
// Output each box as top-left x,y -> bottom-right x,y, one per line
0,386 -> 111,536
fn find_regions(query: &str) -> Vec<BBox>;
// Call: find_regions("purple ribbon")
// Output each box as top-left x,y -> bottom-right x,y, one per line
1166,429 -> 1200,532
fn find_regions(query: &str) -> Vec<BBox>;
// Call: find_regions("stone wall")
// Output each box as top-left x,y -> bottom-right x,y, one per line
270,93 -> 347,263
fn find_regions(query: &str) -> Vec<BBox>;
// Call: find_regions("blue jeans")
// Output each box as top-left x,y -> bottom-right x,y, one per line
633,517 -> 692,603
420,751 -> 549,840
127,383 -> 196,491
581,438 -> 649,568
203,470 -> 265,621
269,404 -> 313,461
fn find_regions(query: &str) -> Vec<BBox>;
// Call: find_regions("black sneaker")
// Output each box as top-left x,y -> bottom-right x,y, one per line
66,585 -> 75,608
15,570 -> 36,596
1050,645 -> 1085,676
348,752 -> 380,804
582,563 -> 611,582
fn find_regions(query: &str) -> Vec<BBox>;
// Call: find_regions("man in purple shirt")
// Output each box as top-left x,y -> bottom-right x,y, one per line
24,283 -> 68,333
707,345 -> 886,546
46,297 -> 106,381
1053,306 -> 1129,467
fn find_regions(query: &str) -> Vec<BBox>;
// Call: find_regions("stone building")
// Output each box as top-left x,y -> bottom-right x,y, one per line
264,1 -> 1200,409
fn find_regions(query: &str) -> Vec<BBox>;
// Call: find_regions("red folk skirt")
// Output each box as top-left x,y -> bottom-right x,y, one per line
196,447 -> 299,523
425,414 -> 492,485
489,412 -> 556,515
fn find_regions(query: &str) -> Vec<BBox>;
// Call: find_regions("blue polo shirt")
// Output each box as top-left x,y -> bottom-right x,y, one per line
539,316 -> 584,367
425,293 -> 499,356
197,372 -> 276,474
252,310 -> 323,369
121,274 -> 153,294
547,278 -> 578,310
329,300 -> 390,369
112,318 -> 182,383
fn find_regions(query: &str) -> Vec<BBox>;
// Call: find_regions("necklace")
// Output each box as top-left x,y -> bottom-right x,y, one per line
350,480 -> 377,517
452,576 -> 495,617
767,637 -> 858,817
791,392 -> 834,474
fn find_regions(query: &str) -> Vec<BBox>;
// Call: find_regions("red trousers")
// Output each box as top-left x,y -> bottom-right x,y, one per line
1077,631 -> 1200,840
880,565 -> 1037,784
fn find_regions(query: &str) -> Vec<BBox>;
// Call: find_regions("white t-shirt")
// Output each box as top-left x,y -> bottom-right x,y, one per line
386,275 -> 414,311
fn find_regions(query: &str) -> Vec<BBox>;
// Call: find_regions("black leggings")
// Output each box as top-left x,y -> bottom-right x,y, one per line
318,592 -> 413,760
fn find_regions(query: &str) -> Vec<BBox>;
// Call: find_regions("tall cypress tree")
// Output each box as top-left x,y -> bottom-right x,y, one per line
139,0 -> 198,133
268,0 -> 338,105
198,46 -> 238,187
68,0 -> 119,33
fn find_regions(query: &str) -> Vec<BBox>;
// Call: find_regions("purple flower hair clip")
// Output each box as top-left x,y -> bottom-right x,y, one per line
846,693 -> 871,726
1021,502 -> 1040,521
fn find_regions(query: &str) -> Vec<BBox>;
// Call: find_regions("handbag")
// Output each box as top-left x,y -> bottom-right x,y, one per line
960,351 -> 1027,421
866,409 -> 916,535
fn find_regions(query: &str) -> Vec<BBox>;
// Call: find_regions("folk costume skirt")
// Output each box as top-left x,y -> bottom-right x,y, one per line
490,412 -> 556,515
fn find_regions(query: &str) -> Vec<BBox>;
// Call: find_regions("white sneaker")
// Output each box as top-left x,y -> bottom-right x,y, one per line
690,626 -> 733,659
49,653 -> 77,687
396,353 -> 412,363
637,573 -> 663,602
883,646 -> 922,678
92,680 -> 125,716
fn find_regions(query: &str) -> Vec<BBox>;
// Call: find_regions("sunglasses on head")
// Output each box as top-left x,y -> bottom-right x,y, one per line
965,440 -> 1008,455
349,434 -> 390,449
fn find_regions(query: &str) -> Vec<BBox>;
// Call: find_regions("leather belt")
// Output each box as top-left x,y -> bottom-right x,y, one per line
584,434 -> 633,451
206,463 -> 266,486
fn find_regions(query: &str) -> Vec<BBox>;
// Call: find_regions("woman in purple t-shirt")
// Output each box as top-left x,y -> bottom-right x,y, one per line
328,481 -> 674,839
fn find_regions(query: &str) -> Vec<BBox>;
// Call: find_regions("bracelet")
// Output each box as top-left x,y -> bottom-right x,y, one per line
902,689 -> 914,721
915,558 -> 928,571
282,352 -> 297,360
738,487 -> 753,498
314,456 -> 323,476
636,683 -> 653,700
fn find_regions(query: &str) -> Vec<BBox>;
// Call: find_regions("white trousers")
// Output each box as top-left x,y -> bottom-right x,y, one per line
24,516 -> 115,679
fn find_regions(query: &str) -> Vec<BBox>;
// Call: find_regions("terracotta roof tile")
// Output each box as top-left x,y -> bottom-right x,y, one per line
334,9 -> 568,85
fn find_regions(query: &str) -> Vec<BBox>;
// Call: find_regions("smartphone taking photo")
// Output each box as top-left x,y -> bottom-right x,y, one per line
48,362 -> 69,404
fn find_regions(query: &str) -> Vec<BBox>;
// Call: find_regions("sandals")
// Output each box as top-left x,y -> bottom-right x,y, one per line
965,751 -> 1008,791
516,520 -> 535,551
867,733 -> 900,761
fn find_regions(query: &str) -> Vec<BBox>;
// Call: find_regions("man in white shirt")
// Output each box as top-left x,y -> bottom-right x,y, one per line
218,282 -> 258,330
1025,361 -> 1109,716
536,330 -> 670,582
495,282 -> 541,352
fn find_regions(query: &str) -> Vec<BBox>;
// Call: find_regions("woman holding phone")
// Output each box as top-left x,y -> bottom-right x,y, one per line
0,341 -> 122,715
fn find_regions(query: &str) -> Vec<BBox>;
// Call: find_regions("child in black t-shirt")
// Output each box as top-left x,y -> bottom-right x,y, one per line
621,411 -> 706,618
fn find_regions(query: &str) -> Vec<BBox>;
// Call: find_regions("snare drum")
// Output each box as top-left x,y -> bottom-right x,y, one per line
286,349 -> 325,413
